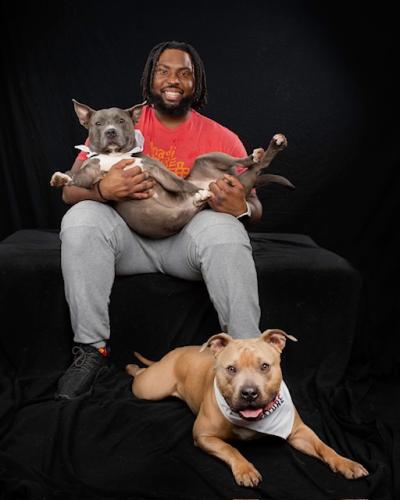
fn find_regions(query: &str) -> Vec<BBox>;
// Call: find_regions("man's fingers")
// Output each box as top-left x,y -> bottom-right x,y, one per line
130,190 -> 154,200
210,177 -> 242,193
223,174 -> 242,188
130,179 -> 155,193
209,179 -> 230,193
208,181 -> 220,194
122,165 -> 147,177
123,172 -> 149,184
208,183 -> 227,206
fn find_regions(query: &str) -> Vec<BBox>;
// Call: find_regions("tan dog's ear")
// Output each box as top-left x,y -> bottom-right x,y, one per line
200,333 -> 233,355
72,99 -> 95,129
260,329 -> 298,353
127,101 -> 147,124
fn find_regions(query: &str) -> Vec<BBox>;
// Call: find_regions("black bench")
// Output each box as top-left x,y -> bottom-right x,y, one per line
0,229 -> 361,381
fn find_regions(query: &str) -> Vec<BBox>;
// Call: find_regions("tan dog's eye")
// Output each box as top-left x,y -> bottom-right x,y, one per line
227,365 -> 237,374
260,363 -> 270,371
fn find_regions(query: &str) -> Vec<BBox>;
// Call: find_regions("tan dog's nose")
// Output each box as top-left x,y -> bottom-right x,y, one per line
241,386 -> 259,402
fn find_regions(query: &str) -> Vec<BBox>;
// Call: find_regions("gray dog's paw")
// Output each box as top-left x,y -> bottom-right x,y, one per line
272,133 -> 288,149
252,148 -> 264,163
50,172 -> 72,187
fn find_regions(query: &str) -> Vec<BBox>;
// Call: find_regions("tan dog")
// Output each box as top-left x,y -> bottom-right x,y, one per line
126,330 -> 369,487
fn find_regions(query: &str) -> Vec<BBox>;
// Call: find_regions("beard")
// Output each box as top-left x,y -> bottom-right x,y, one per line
150,91 -> 194,117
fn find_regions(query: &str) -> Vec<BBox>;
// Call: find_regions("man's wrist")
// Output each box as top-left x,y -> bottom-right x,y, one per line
236,201 -> 252,222
95,180 -> 108,202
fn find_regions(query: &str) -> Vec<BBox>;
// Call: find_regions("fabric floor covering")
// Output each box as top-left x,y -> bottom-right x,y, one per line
0,231 -> 398,500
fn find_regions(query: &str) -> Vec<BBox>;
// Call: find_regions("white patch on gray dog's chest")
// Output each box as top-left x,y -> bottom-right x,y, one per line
94,154 -> 143,172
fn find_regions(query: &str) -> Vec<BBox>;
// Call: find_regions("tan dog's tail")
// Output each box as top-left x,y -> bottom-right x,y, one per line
134,351 -> 155,366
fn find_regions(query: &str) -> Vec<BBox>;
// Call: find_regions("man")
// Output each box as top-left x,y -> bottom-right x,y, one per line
56,41 -> 263,400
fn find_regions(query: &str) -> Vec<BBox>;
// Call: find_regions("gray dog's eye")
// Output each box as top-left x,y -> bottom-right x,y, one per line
260,363 -> 270,371
119,118 -> 125,124
95,121 -> 102,126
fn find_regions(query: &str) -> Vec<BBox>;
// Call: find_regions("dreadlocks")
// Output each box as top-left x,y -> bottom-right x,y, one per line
140,41 -> 208,111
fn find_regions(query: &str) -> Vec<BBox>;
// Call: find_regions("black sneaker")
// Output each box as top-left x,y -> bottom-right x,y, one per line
55,343 -> 108,400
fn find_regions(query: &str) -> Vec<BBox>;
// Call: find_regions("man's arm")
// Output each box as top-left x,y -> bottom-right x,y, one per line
62,158 -> 155,205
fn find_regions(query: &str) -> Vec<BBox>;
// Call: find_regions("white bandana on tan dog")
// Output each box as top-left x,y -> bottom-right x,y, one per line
214,378 -> 295,439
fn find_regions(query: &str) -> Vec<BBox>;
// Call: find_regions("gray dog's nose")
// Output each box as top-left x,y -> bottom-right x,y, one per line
105,128 -> 117,138
241,387 -> 259,401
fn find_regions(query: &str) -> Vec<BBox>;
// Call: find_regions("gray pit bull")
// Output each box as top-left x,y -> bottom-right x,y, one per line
126,330 -> 369,487
50,100 -> 293,238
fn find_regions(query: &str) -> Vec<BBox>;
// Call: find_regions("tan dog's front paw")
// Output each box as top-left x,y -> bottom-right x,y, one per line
330,457 -> 369,479
50,172 -> 72,187
251,148 -> 264,163
232,460 -> 262,487
272,133 -> 288,150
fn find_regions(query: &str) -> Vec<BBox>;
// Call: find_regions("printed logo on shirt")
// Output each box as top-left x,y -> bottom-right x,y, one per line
148,140 -> 190,178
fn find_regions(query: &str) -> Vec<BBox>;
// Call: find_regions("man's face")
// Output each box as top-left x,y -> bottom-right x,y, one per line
150,48 -> 195,117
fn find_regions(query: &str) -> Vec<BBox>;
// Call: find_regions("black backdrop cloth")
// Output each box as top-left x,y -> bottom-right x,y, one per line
0,1 -> 399,499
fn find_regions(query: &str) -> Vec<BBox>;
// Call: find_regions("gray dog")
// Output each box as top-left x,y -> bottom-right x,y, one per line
50,100 -> 293,238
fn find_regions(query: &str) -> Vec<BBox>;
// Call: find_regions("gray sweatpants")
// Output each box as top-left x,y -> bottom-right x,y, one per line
60,201 -> 261,345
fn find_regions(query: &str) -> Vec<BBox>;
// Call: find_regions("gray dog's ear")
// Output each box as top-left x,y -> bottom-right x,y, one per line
126,101 -> 147,124
72,99 -> 95,129
260,329 -> 298,353
200,333 -> 233,355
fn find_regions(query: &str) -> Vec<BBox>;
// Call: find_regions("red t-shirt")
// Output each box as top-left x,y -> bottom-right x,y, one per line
76,105 -> 247,178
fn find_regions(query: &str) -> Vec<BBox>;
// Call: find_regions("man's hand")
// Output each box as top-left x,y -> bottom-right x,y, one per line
99,159 -> 155,201
208,174 -> 247,216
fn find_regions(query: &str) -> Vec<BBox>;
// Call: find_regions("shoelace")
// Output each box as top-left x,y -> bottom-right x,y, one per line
71,346 -> 100,369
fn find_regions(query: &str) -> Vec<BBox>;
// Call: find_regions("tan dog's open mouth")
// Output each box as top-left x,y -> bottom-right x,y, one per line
238,407 -> 264,420
236,393 -> 282,421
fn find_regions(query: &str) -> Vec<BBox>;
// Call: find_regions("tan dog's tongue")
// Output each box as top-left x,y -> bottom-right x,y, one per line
239,408 -> 263,419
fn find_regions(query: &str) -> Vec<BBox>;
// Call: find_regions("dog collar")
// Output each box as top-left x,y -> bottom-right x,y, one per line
213,378 -> 295,439
75,129 -> 145,157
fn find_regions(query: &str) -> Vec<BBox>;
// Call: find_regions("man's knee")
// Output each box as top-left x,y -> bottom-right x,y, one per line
61,201 -> 118,232
186,210 -> 251,250
60,201 -> 127,261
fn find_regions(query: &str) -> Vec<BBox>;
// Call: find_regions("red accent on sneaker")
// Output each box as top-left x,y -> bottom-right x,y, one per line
97,346 -> 109,358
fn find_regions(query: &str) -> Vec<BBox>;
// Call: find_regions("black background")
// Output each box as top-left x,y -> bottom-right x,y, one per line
1,1 -> 399,498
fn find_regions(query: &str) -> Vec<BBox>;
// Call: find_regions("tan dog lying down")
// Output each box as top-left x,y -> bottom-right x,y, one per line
126,330 -> 369,487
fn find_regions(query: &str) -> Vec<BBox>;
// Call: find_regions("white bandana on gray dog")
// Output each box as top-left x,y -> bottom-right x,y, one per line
75,129 -> 145,162
214,378 -> 295,439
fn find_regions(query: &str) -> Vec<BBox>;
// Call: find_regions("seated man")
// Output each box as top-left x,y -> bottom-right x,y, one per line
56,40 -> 263,400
